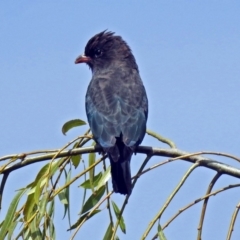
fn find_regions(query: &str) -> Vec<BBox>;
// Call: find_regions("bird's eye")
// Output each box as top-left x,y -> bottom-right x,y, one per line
94,49 -> 102,58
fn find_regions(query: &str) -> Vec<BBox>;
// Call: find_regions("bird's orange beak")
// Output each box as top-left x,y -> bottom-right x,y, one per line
75,54 -> 91,64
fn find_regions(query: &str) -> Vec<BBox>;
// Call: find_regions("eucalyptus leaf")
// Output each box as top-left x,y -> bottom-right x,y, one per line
29,217 -> 42,240
97,166 -> 111,190
71,142 -> 81,168
0,189 -> 26,239
7,217 -> 18,240
68,210 -> 100,230
158,223 -> 167,240
23,193 -> 35,221
88,146 -> 96,190
81,186 -> 105,215
112,200 -> 126,234
71,154 -> 81,168
103,223 -> 113,240
80,172 -> 102,189
62,119 -> 86,135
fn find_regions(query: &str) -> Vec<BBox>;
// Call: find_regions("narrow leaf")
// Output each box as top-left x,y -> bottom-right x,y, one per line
0,189 -> 26,239
103,223 -> 113,240
97,166 -> 111,190
66,169 -> 71,225
38,191 -> 49,224
112,201 -> 126,234
81,186 -> 105,214
79,161 -> 87,217
80,172 -> 102,189
71,154 -> 81,168
23,228 -> 31,240
58,169 -> 71,219
7,220 -> 18,240
23,193 -> 35,221
29,217 -> 42,240
71,141 -> 81,168
88,146 -> 96,190
58,191 -> 68,205
68,210 -> 100,231
47,199 -> 55,218
158,224 -> 167,240
62,119 -> 86,135
28,160 -> 62,195
48,218 -> 56,240
34,178 -> 43,205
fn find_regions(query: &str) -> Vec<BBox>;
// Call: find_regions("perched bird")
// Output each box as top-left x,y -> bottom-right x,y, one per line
75,31 -> 148,195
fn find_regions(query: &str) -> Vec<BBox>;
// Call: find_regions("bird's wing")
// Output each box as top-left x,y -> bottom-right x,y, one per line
86,76 -> 148,148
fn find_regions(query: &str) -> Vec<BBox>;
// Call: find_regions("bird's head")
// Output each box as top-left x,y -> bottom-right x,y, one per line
75,30 -> 138,72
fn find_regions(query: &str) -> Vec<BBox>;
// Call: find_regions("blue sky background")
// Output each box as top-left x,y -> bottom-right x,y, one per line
1,1 -> 240,239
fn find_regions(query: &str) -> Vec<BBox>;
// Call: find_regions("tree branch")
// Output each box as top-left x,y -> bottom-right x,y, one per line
1,146 -> 240,179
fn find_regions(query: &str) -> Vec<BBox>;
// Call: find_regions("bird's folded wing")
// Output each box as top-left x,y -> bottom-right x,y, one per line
86,85 -> 147,148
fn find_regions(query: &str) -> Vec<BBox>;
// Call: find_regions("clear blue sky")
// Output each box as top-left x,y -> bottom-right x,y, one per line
1,1 -> 240,239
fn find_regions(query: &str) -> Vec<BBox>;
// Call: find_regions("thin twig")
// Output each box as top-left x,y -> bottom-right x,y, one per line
134,159 -> 171,178
141,163 -> 200,240
0,150 -> 58,162
2,147 -> 240,180
151,183 -> 240,240
0,172 -> 9,209
146,129 -> 176,148
197,172 -> 222,240
227,201 -> 240,240
182,151 -> 240,163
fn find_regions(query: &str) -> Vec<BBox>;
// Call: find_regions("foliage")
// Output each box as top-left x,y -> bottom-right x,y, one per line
0,120 -> 240,240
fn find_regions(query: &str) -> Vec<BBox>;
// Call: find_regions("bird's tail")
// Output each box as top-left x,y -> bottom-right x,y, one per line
108,141 -> 133,195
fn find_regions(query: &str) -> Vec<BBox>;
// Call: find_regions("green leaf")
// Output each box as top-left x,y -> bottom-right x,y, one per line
29,217 -> 42,240
23,192 -> 35,221
7,219 -> 18,240
79,161 -> 87,217
58,169 -> 71,220
88,145 -> 96,190
68,210 -> 100,231
38,191 -> 49,224
34,178 -> 43,205
23,228 -> 31,240
34,161 -> 58,184
62,119 -> 86,135
27,158 -> 65,196
81,186 -> 105,215
111,201 -> 126,234
48,218 -> 56,240
80,172 -> 102,189
97,166 -> 111,190
71,141 -> 81,168
103,223 -> 113,240
0,189 -> 26,239
47,199 -> 55,218
28,159 -> 62,195
71,154 -> 81,168
65,170 -> 71,224
58,191 -> 68,205
158,223 -> 167,240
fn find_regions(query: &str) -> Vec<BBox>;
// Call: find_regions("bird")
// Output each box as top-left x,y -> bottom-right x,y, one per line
75,30 -> 148,195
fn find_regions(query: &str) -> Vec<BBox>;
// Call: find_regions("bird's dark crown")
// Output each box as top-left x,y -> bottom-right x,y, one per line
84,30 -> 138,71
